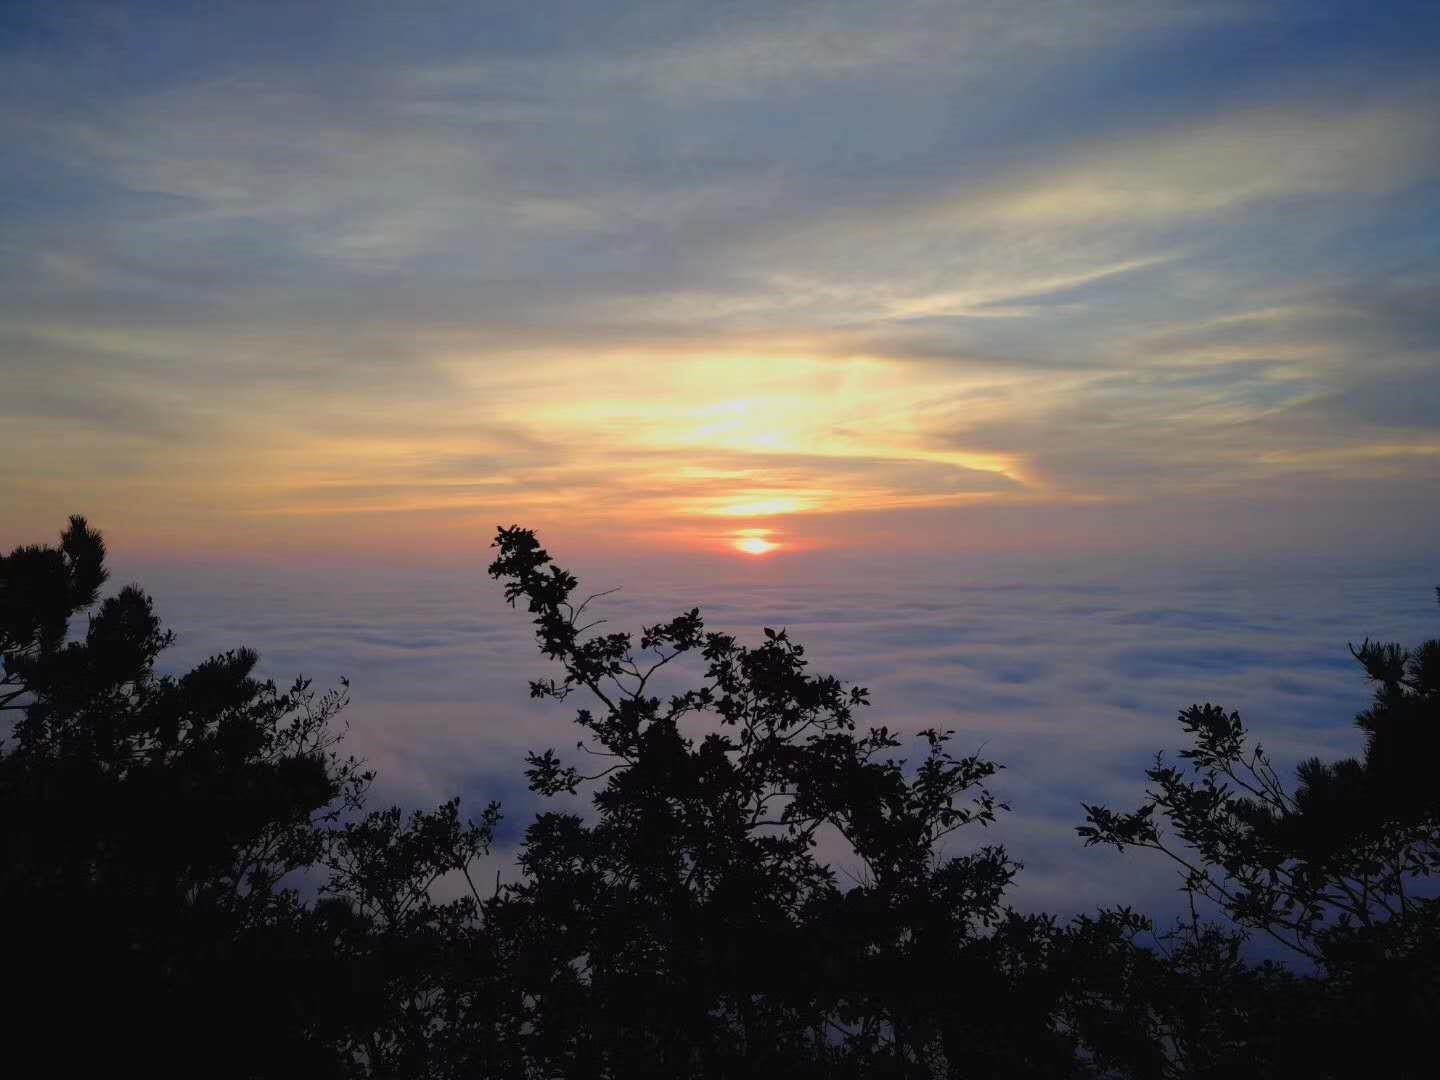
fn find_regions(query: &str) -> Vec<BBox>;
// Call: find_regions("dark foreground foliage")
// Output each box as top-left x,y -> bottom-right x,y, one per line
2,518 -> 1435,1077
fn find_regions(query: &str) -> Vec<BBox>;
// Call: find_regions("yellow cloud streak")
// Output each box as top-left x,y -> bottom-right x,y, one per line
467,352 -> 1014,459
187,347 -> 1038,549
442,350 -> 1031,518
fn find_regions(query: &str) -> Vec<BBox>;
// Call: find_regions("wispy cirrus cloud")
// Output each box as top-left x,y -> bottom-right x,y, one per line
2,1 -> 1439,560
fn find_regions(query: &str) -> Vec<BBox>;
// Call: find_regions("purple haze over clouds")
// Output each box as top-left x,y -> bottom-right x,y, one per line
121,546 -> 1439,932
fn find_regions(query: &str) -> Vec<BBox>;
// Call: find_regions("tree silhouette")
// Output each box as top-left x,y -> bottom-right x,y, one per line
7,516 -> 1434,1077
1078,590 -> 1440,1077
1,518 -> 503,1078
485,525 -> 1172,1077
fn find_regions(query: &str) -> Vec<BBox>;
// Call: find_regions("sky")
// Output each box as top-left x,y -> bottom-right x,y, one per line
3,0 -> 1439,566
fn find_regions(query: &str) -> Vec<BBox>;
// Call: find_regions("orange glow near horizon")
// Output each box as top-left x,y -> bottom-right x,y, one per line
435,351 -> 1030,544
5,350 -> 1037,558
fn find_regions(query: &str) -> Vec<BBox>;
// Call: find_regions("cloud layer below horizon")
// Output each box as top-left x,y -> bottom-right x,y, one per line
128,549 -> 1439,931
3,0 -> 1439,560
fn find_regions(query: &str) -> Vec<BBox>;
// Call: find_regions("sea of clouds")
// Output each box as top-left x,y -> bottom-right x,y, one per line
126,551 -> 1438,938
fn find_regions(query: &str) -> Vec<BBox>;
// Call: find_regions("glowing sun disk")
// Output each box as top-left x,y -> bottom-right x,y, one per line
734,537 -> 778,556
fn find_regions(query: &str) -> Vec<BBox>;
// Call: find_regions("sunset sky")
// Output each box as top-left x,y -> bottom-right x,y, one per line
4,0 -> 1438,566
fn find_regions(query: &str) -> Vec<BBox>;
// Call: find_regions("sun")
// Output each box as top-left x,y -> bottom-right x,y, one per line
730,527 -> 781,556
734,536 -> 778,556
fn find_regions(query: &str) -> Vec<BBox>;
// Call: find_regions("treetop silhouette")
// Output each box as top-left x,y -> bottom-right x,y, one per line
2,517 -> 1435,1078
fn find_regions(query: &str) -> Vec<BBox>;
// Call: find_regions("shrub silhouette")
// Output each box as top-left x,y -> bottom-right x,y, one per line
4,517 -> 1436,1077
1080,590 -> 1440,1077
